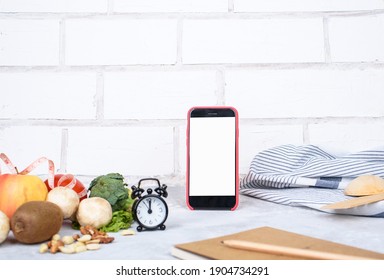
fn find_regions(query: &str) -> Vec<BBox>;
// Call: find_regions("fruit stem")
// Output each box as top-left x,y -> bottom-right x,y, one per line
14,221 -> 25,233
15,167 -> 19,174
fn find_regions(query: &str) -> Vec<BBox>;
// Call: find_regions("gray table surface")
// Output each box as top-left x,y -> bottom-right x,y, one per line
1,184 -> 384,260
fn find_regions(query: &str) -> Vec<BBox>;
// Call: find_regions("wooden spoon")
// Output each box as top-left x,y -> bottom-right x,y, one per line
344,175 -> 384,196
322,175 -> 384,210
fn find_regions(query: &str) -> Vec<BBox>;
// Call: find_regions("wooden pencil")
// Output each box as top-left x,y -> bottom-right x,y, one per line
222,239 -> 375,260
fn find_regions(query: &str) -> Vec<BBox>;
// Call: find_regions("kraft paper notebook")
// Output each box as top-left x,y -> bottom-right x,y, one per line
171,226 -> 384,260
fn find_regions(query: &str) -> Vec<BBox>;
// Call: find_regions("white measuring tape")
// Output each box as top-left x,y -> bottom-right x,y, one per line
0,153 -> 85,198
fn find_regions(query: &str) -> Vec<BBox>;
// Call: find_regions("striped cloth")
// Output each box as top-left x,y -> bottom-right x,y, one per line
240,145 -> 384,217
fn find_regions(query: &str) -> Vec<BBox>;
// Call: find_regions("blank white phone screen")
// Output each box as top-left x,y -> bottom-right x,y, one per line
189,117 -> 236,196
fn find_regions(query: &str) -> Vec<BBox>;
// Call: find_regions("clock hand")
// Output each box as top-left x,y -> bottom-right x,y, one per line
142,201 -> 149,210
148,199 -> 152,214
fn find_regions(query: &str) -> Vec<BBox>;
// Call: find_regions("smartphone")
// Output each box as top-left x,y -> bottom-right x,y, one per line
186,106 -> 239,210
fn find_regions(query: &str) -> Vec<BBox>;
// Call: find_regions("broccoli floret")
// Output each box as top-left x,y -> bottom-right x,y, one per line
88,173 -> 130,212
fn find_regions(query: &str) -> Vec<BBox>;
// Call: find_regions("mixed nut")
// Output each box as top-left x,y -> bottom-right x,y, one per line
39,225 -> 115,254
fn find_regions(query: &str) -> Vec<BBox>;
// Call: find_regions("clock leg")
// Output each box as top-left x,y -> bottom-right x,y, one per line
159,224 -> 166,230
137,225 -> 143,232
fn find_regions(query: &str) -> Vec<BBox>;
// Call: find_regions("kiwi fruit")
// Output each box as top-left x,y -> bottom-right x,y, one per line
10,201 -> 63,244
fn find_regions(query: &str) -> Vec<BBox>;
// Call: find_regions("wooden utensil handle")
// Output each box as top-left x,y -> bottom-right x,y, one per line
322,192 -> 384,210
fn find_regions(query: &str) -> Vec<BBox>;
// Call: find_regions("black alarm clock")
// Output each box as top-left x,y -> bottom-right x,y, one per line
130,178 -> 168,232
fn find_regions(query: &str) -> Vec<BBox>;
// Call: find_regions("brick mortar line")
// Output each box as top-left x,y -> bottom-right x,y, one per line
176,17 -> 183,66
228,0 -> 235,13
303,123 -> 310,144
0,10 -> 383,19
216,68 -> 226,105
107,0 -> 114,15
0,119 -> 186,127
79,174 -> 187,185
240,117 -> 384,125
1,62 -> 384,72
95,71 -> 105,120
0,117 -> 383,127
59,128 -> 68,173
59,19 -> 66,66
173,126 -> 181,174
323,17 -> 332,63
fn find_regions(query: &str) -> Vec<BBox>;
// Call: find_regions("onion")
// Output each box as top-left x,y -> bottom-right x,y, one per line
0,210 -> 10,244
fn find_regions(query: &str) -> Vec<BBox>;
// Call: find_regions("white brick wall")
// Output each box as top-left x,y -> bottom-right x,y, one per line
65,19 -> 178,65
66,127 -> 174,176
238,125 -> 304,173
103,71 -> 219,119
234,0 -> 384,12
114,0 -> 228,13
309,123 -> 384,156
0,0 -> 108,13
183,19 -> 324,64
1,2 -> 384,180
0,73 -> 97,119
329,15 -> 384,62
0,126 -> 62,175
0,20 -> 60,66
225,69 -> 384,118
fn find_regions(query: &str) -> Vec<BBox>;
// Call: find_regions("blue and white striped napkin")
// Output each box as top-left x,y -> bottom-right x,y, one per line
240,145 -> 384,217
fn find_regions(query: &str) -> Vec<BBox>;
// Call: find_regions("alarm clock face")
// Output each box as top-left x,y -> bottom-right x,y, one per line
135,194 -> 168,229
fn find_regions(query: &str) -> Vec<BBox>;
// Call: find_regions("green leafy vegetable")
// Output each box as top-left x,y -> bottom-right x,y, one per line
71,220 -> 80,230
89,173 -> 133,212
99,210 -> 133,232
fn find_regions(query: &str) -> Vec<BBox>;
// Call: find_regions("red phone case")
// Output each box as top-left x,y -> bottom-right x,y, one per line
186,106 -> 239,210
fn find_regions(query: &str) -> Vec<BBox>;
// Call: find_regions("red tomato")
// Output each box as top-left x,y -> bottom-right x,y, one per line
45,174 -> 88,201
